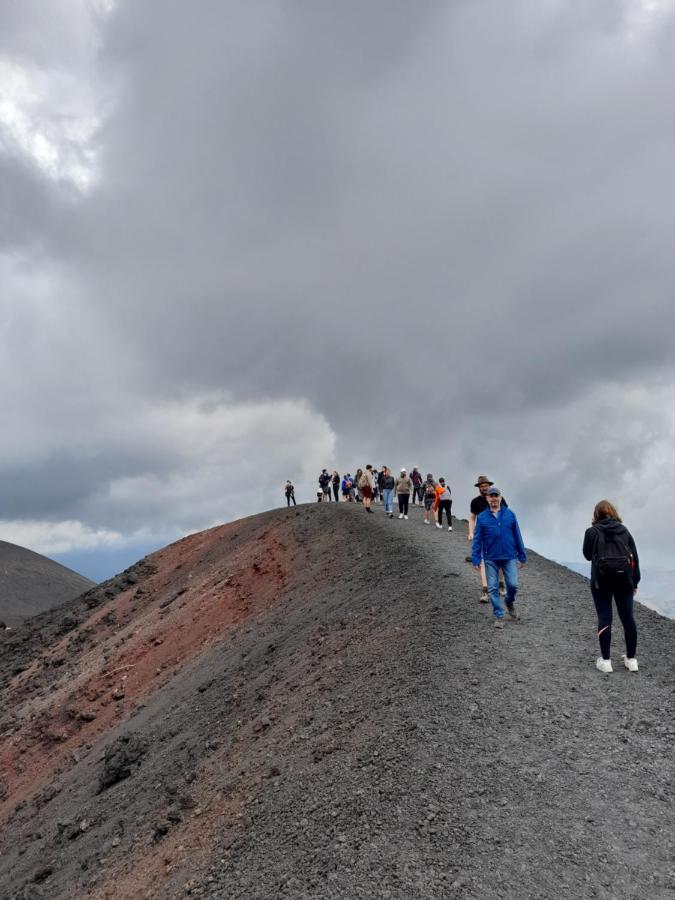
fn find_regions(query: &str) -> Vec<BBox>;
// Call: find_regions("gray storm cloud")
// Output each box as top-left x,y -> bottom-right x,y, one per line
1,0 -> 674,569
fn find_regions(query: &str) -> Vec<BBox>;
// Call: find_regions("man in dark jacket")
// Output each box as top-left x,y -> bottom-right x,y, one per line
472,486 -> 527,627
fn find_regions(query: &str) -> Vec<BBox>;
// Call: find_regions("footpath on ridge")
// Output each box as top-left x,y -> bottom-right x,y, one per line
0,502 -> 672,899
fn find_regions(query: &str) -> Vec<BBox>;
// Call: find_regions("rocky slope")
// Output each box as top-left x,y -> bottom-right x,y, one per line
0,540 -> 94,626
0,504 -> 672,899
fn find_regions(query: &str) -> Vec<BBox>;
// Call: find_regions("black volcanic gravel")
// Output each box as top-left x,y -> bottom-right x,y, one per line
1,503 -> 673,899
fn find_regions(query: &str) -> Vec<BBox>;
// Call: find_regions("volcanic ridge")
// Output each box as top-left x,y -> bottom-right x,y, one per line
0,503 -> 672,899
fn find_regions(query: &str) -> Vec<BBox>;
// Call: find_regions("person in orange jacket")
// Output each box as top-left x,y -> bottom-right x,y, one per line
434,477 -> 453,531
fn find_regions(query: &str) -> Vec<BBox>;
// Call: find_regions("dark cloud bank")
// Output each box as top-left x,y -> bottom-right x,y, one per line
1,1 -> 674,606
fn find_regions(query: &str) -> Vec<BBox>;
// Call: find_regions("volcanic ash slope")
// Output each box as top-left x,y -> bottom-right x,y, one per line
0,504 -> 672,900
0,540 -> 94,626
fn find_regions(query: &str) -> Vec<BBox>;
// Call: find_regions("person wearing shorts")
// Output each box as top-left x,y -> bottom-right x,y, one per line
422,474 -> 437,524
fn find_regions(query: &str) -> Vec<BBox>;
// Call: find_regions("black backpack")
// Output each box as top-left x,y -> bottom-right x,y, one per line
593,528 -> 634,581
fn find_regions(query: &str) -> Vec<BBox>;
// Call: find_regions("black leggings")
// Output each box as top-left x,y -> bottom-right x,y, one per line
591,577 -> 637,660
286,493 -> 296,507
332,484 -> 339,501
398,493 -> 409,514
437,499 -> 452,526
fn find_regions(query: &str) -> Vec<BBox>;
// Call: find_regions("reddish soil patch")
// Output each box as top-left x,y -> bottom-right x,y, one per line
0,519 -> 294,824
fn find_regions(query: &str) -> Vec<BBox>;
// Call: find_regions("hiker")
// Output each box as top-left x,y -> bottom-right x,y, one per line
354,468 -> 363,502
471,486 -> 526,628
331,471 -> 340,502
284,480 -> 297,507
434,477 -> 453,530
377,467 -> 386,504
371,468 -> 379,504
381,467 -> 396,518
395,468 -> 413,519
469,475 -> 508,603
341,473 -> 354,501
583,500 -> 640,674
359,465 -> 375,514
411,466 -> 423,505
422,473 -> 437,524
319,469 -> 332,501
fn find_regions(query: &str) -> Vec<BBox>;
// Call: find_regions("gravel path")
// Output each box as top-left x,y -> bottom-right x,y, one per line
0,502 -> 672,899
198,503 -> 674,899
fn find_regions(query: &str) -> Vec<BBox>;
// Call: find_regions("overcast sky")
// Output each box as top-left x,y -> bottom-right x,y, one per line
1,1 -> 674,598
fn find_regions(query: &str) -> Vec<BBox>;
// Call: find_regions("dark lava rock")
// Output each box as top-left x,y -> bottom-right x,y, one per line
98,733 -> 148,792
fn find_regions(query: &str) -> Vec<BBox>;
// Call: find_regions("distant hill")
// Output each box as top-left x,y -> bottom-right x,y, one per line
0,540 -> 95,626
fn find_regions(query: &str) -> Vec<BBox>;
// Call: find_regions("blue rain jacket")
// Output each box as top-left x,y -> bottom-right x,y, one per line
471,507 -> 527,565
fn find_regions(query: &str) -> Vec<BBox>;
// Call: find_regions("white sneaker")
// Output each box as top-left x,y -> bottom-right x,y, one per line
448,526 -> 453,531
423,519 -> 429,525
435,523 -> 442,529
398,513 -> 403,519
623,656 -> 639,672
596,658 -> 613,674
404,515 -> 408,520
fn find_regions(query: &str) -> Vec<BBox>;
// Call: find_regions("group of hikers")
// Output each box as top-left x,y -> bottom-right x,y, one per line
284,468 -> 641,674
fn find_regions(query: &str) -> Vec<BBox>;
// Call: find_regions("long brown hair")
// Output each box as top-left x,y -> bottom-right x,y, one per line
592,500 -> 622,525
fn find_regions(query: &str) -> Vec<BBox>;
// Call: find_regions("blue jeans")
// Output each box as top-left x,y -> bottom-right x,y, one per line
484,558 -> 519,618
382,488 -> 394,514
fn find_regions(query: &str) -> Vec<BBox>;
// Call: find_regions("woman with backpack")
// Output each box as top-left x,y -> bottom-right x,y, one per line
422,474 -> 437,525
583,500 -> 641,674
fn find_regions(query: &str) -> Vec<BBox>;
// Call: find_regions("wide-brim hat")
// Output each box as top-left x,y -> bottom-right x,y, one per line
474,474 -> 494,487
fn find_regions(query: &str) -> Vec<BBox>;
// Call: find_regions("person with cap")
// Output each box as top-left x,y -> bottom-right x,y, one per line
468,475 -> 508,602
394,468 -> 413,519
471,486 -> 527,627
434,478 -> 453,530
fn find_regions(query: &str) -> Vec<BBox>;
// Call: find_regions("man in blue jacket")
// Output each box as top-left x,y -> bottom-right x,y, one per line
471,486 -> 527,628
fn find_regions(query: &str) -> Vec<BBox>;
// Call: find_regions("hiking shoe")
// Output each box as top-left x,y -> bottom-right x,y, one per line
623,656 -> 639,672
389,513 -> 394,518
398,514 -> 403,519
480,591 -> 489,603
494,618 -> 505,629
596,658 -> 613,674
506,603 -> 519,620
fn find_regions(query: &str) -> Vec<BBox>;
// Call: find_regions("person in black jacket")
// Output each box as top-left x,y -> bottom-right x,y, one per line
583,500 -> 641,674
